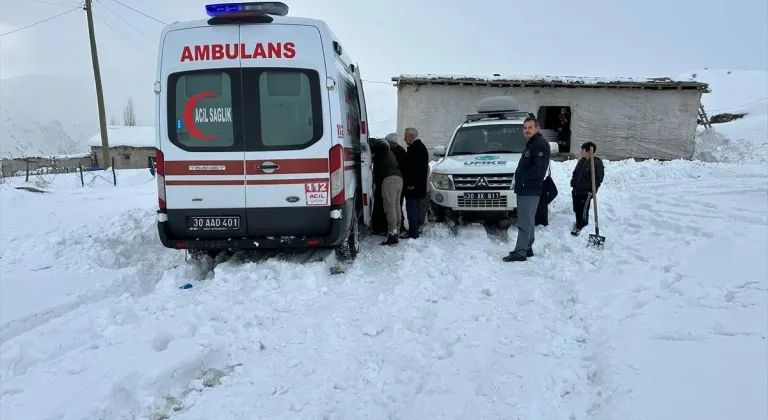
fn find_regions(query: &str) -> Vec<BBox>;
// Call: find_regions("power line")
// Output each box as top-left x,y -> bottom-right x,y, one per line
107,0 -> 166,25
92,11 -> 156,55
28,0 -> 81,6
95,0 -> 156,42
708,97 -> 768,113
363,79 -> 394,85
0,6 -> 80,37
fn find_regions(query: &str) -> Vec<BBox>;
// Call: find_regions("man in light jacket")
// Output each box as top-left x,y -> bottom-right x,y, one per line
371,140 -> 403,245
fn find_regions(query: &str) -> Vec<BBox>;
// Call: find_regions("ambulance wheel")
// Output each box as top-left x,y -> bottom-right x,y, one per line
189,249 -> 219,260
335,211 -> 360,262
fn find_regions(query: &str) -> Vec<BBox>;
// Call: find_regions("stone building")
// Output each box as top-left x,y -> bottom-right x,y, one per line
391,74 -> 709,161
88,125 -> 155,169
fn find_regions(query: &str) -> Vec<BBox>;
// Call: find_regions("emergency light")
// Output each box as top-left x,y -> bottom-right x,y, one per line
205,2 -> 289,17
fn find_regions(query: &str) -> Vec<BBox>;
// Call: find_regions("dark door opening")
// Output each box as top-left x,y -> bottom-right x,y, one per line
536,106 -> 571,153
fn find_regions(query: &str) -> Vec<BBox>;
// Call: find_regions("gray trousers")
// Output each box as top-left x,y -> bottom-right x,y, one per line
513,195 -> 540,257
381,176 -> 403,235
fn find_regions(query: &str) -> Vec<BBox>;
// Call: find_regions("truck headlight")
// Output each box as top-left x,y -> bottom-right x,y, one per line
429,173 -> 454,190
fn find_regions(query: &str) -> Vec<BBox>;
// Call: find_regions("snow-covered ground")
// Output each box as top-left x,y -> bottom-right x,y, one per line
1,153 -> 766,419
1,68 -> 767,419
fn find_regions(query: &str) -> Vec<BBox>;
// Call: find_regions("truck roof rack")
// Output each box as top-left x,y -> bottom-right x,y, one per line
465,110 -> 530,123
464,95 -> 530,123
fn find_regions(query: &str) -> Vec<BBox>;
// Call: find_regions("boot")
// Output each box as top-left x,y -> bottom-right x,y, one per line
380,234 -> 399,246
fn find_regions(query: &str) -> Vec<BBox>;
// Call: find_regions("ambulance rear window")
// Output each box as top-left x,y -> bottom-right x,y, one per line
166,68 -> 322,152
169,70 -> 236,150
257,70 -> 318,148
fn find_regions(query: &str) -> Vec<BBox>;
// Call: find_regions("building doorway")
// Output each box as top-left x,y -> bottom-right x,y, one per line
536,106 -> 571,153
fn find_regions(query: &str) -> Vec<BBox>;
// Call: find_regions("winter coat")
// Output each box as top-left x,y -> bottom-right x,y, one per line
570,156 -> 605,196
388,141 -> 408,173
371,140 -> 401,184
513,132 -> 551,196
403,139 -> 429,198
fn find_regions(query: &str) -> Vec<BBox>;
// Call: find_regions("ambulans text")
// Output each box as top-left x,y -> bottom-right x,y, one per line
180,42 -> 296,61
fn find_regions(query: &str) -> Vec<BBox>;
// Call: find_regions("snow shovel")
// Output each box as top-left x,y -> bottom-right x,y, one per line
586,148 -> 605,249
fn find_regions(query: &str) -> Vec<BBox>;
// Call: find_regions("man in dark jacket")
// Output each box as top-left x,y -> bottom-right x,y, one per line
371,140 -> 403,245
386,133 -> 408,233
503,115 -> 551,262
401,127 -> 429,239
570,141 -> 604,236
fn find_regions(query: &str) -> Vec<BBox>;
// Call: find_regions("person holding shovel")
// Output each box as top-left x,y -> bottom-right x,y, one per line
570,141 -> 605,236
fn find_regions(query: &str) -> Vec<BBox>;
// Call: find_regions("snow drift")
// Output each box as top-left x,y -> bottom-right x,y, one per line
680,69 -> 768,164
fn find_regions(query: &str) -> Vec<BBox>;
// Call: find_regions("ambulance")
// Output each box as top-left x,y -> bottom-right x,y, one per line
154,2 -> 373,262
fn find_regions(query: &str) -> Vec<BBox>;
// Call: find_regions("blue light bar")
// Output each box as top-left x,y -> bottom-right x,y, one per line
206,2 -> 289,17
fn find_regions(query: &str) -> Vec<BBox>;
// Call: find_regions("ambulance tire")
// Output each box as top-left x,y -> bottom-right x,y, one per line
335,209 -> 361,262
189,249 -> 220,261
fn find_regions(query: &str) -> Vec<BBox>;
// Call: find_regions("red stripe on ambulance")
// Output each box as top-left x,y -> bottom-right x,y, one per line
165,160 -> 243,176
165,178 -> 329,186
180,42 -> 296,61
164,159 -> 329,176
245,158 -> 328,175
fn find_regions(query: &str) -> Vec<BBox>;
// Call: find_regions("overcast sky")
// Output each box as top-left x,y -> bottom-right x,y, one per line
1,0 -> 766,132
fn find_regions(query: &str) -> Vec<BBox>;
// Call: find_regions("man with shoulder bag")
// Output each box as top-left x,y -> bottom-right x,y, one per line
503,114 -> 551,262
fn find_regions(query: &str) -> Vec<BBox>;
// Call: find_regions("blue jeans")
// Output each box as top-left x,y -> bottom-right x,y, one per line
405,197 -> 421,236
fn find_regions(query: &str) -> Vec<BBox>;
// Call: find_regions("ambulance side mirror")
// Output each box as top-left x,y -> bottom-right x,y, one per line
433,145 -> 446,157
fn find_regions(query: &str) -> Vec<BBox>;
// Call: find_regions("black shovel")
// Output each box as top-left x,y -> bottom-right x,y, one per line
586,148 -> 605,249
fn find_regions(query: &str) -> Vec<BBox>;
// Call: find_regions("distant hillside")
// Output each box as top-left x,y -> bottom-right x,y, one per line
0,74 -> 153,158
0,73 -> 398,157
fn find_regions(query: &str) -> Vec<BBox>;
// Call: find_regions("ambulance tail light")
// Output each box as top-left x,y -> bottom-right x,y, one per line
155,148 -> 167,211
329,144 -> 345,206
205,2 -> 289,17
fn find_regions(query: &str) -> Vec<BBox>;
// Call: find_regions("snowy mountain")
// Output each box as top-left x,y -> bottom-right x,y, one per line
0,73 -> 154,158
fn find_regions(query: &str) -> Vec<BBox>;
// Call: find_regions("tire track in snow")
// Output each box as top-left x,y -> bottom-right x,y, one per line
0,208 -> 191,387
1,209 -> 187,346
155,223 -> 618,419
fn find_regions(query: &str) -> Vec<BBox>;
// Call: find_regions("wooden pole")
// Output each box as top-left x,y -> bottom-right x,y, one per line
84,0 -> 110,169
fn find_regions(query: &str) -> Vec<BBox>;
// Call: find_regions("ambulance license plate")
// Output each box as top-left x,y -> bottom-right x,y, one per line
188,216 -> 240,232
462,192 -> 501,200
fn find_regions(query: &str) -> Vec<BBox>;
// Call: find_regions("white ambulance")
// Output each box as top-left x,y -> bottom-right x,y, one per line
428,96 -> 558,227
154,2 -> 373,262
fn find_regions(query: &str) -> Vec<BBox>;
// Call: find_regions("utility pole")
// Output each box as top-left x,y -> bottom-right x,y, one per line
84,0 -> 110,169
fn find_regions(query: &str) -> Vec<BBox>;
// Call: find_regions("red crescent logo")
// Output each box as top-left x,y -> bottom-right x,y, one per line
182,91 -> 220,141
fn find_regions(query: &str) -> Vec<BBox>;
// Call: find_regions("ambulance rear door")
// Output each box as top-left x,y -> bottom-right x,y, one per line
352,63 -> 373,227
239,23 -> 332,237
159,24 -> 246,239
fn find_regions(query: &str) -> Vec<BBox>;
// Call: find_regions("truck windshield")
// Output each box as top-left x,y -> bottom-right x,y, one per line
447,124 -> 527,156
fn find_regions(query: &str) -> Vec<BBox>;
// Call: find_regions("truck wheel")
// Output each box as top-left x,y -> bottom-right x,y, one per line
335,210 -> 360,262
429,202 -> 446,223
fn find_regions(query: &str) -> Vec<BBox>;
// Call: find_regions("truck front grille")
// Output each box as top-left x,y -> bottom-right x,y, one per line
453,174 -> 514,190
457,196 -> 509,208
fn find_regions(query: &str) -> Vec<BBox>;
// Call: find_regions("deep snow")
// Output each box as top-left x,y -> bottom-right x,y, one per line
1,153 -> 766,419
1,68 -> 767,420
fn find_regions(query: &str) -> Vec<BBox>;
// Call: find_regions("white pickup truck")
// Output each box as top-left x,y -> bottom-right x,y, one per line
427,96 -> 558,228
